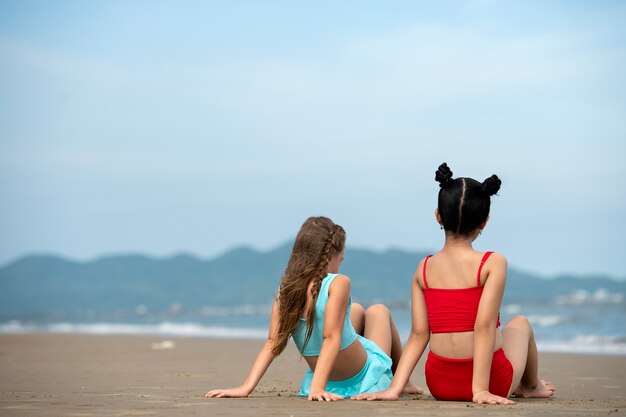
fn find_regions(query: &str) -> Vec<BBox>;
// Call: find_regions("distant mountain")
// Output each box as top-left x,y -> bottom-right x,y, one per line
1,244 -> 624,316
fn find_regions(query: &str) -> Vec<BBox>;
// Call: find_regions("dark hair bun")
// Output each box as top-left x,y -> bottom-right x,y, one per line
482,174 -> 501,196
435,163 -> 454,188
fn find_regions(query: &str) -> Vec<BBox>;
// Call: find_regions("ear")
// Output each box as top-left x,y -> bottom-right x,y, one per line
435,208 -> 443,225
479,215 -> 490,230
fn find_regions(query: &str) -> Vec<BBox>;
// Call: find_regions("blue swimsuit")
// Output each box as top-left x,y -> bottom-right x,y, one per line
291,273 -> 393,398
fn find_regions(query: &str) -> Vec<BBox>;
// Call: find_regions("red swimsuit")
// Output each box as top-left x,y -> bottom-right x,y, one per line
422,252 -> 514,401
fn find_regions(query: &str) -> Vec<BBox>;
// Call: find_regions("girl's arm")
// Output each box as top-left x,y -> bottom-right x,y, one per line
472,252 -> 514,405
205,295 -> 281,398
354,261 -> 430,400
307,275 -> 351,401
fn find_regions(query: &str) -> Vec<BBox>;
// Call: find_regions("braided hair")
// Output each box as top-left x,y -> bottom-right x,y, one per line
273,217 -> 346,355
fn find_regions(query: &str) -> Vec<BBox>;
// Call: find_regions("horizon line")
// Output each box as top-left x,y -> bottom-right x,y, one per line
1,244 -> 624,281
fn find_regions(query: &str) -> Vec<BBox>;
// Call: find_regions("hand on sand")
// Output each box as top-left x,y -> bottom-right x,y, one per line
352,388 -> 400,401
205,386 -> 250,398
472,390 -> 516,405
308,390 -> 344,401
513,380 -> 556,398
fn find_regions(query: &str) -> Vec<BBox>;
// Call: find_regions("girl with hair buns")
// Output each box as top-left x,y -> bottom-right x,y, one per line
355,163 -> 555,404
206,216 -> 421,401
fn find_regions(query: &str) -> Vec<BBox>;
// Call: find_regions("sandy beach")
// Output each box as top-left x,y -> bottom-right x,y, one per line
1,334 -> 624,416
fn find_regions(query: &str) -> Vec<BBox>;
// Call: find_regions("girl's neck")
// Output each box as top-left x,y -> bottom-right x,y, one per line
441,232 -> 477,252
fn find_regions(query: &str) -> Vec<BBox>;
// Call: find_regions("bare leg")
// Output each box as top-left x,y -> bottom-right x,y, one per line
363,304 -> 423,395
350,303 -> 365,335
389,318 -> 403,371
502,315 -> 555,398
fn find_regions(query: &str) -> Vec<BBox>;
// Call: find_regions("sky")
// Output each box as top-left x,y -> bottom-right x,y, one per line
1,1 -> 625,278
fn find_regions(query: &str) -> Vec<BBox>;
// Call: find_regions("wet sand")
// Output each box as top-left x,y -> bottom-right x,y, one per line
1,334 -> 625,416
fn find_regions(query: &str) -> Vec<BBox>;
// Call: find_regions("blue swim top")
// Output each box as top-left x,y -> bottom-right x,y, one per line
291,273 -> 359,356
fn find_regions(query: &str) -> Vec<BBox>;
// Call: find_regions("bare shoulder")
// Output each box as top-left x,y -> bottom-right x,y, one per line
413,256 -> 431,286
329,274 -> 351,291
415,258 -> 427,274
327,274 -> 351,304
487,252 -> 508,269
484,252 -> 508,287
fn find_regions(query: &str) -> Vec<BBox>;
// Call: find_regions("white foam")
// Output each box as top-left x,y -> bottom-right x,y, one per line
2,321 -> 625,355
527,314 -> 563,327
503,304 -> 522,314
0,320 -> 36,333
0,321 -> 267,339
555,288 -> 624,305
199,304 -> 272,317
539,335 -> 626,355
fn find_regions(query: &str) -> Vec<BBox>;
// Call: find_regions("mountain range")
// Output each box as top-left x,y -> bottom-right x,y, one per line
1,243 -> 624,316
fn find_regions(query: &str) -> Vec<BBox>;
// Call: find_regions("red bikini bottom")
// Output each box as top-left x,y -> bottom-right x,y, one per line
425,348 -> 514,401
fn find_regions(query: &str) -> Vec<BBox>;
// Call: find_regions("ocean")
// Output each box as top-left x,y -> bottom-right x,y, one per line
2,286 -> 624,355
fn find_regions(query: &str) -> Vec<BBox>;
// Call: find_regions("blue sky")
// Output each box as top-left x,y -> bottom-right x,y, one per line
1,1 -> 625,278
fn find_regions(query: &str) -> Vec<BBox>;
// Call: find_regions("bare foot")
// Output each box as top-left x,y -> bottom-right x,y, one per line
402,381 -> 424,395
513,380 -> 555,398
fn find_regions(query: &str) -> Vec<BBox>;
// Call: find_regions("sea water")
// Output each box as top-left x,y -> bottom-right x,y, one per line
1,287 -> 624,355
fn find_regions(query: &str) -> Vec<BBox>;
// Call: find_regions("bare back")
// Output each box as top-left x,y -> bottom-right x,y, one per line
418,249 -> 505,359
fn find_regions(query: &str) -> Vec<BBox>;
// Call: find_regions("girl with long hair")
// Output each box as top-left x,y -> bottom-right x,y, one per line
206,216 -> 421,400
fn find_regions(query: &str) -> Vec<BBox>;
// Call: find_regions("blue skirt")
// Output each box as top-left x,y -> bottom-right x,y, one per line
297,335 -> 393,398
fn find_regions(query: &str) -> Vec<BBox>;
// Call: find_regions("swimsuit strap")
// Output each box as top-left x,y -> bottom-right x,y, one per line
476,251 -> 494,286
423,255 -> 433,288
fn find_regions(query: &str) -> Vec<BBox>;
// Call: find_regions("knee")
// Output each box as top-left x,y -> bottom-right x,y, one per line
351,302 -> 365,315
505,315 -> 532,332
365,304 -> 390,318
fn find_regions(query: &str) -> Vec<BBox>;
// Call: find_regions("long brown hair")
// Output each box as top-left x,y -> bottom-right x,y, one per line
272,216 -> 346,355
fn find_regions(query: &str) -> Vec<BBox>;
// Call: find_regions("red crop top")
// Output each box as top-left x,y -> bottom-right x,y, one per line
422,252 -> 501,334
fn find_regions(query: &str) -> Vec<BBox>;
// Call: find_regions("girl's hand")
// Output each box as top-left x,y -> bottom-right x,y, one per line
205,386 -> 251,398
308,390 -> 344,401
473,390 -> 515,405
352,388 -> 400,401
